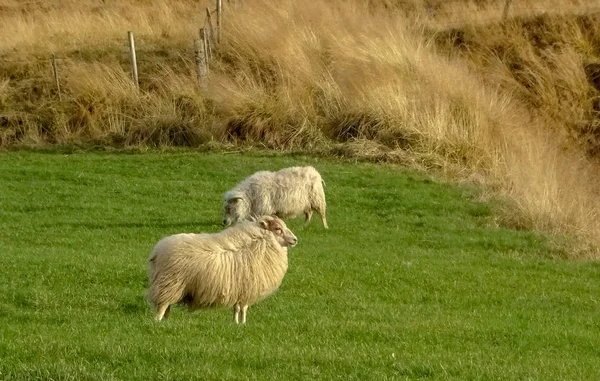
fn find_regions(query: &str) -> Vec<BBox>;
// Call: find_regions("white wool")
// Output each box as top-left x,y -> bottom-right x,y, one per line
223,166 -> 328,228
147,216 -> 297,323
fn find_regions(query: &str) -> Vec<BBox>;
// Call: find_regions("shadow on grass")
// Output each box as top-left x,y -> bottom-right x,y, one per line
120,301 -> 148,315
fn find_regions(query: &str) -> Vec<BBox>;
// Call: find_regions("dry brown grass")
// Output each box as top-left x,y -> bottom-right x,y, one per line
1,0 -> 600,255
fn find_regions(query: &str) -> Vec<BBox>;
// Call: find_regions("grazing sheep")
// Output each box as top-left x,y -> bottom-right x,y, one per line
223,166 -> 328,229
147,215 -> 298,324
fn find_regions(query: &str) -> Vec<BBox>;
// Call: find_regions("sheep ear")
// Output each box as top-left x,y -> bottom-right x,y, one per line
259,220 -> 269,229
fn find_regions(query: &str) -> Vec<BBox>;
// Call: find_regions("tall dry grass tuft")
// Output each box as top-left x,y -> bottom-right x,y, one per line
213,0 -> 505,169
1,0 -> 600,254
433,12 -> 600,154
497,125 -> 600,253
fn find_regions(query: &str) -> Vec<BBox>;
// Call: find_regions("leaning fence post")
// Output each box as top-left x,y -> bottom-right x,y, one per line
502,0 -> 513,21
216,0 -> 222,44
205,7 -> 215,58
195,28 -> 209,90
127,31 -> 139,88
204,26 -> 212,61
51,54 -> 62,101
202,28 -> 211,69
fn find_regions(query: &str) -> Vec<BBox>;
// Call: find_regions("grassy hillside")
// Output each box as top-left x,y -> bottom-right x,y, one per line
1,151 -> 600,380
0,0 -> 599,254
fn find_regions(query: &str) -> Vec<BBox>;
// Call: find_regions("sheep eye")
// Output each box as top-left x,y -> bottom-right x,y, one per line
275,228 -> 282,234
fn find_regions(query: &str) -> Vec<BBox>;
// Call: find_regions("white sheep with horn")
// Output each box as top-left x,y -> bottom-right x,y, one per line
223,166 -> 328,229
147,215 -> 298,324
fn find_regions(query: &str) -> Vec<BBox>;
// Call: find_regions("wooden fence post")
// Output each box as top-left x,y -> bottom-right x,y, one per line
204,26 -> 212,61
216,0 -> 222,44
202,28 -> 211,69
51,54 -> 62,101
502,0 -> 513,21
205,7 -> 215,58
195,28 -> 209,90
127,31 -> 139,88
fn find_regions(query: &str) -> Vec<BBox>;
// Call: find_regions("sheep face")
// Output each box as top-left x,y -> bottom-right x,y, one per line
258,216 -> 297,247
223,193 -> 250,226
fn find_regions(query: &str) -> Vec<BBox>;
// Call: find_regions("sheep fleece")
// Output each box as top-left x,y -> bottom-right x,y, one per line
226,166 -> 326,219
147,222 -> 288,311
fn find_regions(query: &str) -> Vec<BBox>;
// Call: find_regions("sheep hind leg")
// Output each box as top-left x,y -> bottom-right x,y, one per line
155,304 -> 170,322
241,305 -> 248,324
233,304 -> 241,324
304,210 -> 313,227
315,206 -> 328,229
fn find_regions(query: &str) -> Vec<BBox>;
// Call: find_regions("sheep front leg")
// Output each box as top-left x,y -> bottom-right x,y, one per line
233,304 -> 241,324
241,305 -> 248,324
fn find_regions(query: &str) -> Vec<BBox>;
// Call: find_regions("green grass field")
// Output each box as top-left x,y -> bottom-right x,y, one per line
1,151 -> 599,380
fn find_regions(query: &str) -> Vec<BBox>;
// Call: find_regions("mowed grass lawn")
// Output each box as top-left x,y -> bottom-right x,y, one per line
1,151 -> 599,380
